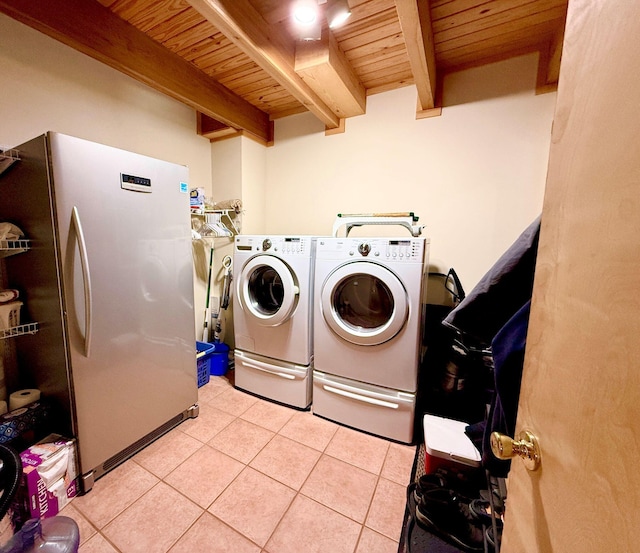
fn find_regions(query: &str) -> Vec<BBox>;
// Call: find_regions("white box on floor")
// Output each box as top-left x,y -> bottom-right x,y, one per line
423,414 -> 481,474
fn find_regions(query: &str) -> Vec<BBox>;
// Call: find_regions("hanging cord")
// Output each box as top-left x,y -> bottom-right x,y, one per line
213,256 -> 233,343
444,268 -> 466,304
220,255 -> 233,310
202,246 -> 214,342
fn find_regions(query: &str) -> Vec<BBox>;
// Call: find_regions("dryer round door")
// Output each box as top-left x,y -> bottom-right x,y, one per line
238,256 -> 300,327
321,262 -> 409,345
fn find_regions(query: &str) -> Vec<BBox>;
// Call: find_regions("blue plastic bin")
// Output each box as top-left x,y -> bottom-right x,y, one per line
209,342 -> 230,376
196,341 -> 215,387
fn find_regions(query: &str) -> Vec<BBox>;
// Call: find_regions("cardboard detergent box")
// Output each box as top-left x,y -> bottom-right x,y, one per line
13,434 -> 79,523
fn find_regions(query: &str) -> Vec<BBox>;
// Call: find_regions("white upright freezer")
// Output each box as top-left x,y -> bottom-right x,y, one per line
0,132 -> 198,491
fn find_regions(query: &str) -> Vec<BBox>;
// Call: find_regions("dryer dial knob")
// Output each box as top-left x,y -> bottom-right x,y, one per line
358,243 -> 371,256
262,239 -> 272,251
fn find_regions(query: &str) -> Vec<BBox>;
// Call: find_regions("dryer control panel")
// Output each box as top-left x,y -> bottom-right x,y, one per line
316,237 -> 428,262
383,239 -> 424,261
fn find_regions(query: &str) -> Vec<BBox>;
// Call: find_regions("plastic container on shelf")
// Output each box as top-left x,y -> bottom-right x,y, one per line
0,301 -> 22,330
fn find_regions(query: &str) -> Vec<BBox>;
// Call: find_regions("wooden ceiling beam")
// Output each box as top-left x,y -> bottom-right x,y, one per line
546,23 -> 565,84
196,112 -> 271,145
535,23 -> 564,95
295,28 -> 366,120
395,0 -> 438,113
0,0 -> 271,143
197,113 -> 240,140
186,0 -> 342,129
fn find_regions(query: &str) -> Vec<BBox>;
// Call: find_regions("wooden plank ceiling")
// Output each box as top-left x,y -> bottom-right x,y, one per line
0,0 -> 567,145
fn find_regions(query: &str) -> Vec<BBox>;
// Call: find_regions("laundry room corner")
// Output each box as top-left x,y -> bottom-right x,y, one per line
196,135 -> 268,347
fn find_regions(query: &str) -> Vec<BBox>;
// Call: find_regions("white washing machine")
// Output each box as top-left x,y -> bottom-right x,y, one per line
233,235 -> 316,409
312,237 -> 429,443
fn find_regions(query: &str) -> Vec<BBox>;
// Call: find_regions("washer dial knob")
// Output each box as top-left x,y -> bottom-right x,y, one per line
262,239 -> 272,251
358,243 -> 371,256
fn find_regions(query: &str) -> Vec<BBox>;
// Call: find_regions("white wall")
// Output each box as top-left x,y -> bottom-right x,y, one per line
0,16 -> 211,186
210,135 -> 267,235
0,14 -> 213,332
263,54 -> 556,289
240,138 -> 267,235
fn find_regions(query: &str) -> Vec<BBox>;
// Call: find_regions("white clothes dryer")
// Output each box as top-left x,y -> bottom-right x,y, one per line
312,237 -> 429,442
233,235 -> 316,409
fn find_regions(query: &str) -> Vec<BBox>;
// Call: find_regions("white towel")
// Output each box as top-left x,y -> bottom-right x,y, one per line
212,199 -> 242,213
0,222 -> 24,241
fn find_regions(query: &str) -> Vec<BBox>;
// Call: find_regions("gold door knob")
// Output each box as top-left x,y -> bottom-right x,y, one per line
490,430 -> 541,471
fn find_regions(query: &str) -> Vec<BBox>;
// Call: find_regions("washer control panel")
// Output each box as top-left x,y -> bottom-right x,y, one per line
235,235 -> 314,256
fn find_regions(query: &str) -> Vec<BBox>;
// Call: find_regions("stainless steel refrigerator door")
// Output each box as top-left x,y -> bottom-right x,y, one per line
48,133 -> 197,476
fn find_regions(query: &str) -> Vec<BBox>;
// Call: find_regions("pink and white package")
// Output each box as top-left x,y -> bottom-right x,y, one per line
18,434 -> 79,519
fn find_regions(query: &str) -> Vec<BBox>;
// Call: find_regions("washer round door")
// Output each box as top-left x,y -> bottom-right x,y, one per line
238,256 -> 300,327
321,262 -> 409,345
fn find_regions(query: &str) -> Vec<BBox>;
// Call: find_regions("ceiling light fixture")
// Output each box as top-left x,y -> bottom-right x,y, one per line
326,0 -> 351,29
292,0 -> 319,25
292,0 -> 322,41
296,21 -> 322,41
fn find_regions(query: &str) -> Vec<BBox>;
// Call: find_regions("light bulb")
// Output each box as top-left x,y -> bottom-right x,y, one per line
293,0 -> 319,25
327,0 -> 351,29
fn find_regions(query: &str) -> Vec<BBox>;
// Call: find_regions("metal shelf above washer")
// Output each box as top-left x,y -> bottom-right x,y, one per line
0,149 -> 20,176
0,239 -> 30,259
0,322 -> 39,340
191,209 -> 239,238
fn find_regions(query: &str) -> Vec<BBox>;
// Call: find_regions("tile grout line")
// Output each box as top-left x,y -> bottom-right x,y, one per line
100,478 -> 199,553
249,428 -> 325,551
238,405 -> 339,552
165,400 -> 296,552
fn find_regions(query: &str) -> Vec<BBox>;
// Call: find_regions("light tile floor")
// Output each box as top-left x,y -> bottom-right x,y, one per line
60,375 -> 416,553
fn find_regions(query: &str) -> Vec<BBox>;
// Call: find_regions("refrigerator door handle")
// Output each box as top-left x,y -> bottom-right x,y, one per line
71,206 -> 92,357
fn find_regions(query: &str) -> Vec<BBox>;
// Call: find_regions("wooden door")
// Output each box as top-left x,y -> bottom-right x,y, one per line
502,1 -> 640,551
